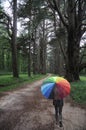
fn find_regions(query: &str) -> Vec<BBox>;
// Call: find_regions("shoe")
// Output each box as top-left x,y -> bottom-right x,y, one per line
55,120 -> 58,125
59,121 -> 63,127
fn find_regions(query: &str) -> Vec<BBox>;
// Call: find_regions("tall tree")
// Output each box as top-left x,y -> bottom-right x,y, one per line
11,0 -> 19,77
47,0 -> 86,81
39,20 -> 47,74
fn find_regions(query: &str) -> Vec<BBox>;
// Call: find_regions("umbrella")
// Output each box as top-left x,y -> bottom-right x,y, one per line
41,76 -> 71,99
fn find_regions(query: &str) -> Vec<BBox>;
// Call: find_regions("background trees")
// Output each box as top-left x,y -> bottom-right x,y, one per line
47,0 -> 86,81
0,0 -> 86,81
0,0 -> 18,77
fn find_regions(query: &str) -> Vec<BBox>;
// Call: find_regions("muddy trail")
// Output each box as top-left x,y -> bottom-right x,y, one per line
0,78 -> 86,130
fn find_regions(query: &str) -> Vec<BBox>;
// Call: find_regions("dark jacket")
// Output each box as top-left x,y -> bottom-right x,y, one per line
53,99 -> 64,107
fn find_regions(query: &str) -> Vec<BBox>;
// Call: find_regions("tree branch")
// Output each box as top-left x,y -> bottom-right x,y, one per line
59,41 -> 67,62
52,0 -> 68,28
0,21 -> 12,38
47,0 -> 55,10
81,28 -> 86,36
0,11 -> 13,38
79,62 -> 86,72
79,54 -> 86,65
80,44 -> 86,49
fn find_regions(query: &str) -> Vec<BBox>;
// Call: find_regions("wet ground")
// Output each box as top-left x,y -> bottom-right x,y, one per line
0,78 -> 86,130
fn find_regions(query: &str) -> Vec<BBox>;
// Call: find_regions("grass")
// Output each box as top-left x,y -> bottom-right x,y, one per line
0,74 -> 47,92
0,74 -> 86,104
71,76 -> 86,104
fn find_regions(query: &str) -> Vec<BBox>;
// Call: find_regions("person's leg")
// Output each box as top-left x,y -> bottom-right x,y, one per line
55,105 -> 58,123
58,106 -> 63,127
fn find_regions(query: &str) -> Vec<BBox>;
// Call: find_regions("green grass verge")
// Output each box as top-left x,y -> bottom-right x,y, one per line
71,76 -> 86,104
0,74 -> 86,104
0,74 -> 47,92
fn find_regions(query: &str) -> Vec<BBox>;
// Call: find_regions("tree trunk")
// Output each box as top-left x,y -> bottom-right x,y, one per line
39,39 -> 46,74
32,30 -> 37,75
65,0 -> 82,81
65,31 -> 80,81
32,39 -> 36,74
11,0 -> 18,77
1,48 -> 5,70
39,20 -> 46,74
28,41 -> 31,77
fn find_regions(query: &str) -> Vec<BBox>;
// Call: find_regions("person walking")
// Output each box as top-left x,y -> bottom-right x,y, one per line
53,87 -> 64,127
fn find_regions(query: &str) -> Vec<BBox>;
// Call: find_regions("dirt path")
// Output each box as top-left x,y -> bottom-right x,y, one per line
0,78 -> 86,130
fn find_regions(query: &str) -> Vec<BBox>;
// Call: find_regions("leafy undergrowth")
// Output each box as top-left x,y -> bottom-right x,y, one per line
71,76 -> 86,104
0,74 -> 47,92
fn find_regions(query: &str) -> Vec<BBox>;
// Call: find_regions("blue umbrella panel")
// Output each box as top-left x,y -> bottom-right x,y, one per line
41,83 -> 56,99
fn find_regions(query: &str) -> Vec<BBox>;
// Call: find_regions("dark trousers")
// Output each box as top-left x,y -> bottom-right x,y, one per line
55,105 -> 63,122
53,100 -> 63,122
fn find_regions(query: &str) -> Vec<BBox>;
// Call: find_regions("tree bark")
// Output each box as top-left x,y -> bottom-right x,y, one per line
39,38 -> 46,74
11,0 -> 19,77
65,0 -> 82,81
28,41 -> 31,77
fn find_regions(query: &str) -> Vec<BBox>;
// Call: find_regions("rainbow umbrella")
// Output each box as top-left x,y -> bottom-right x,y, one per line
41,76 -> 71,99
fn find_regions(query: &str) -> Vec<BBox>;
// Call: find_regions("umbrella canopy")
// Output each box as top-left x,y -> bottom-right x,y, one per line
41,76 -> 71,99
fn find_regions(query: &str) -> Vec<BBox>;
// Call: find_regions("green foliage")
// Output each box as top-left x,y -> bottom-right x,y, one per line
71,76 -> 86,104
0,74 -> 47,92
18,0 -> 52,29
0,24 -> 11,71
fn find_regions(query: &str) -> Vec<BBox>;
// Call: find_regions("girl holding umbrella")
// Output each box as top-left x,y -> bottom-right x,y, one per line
41,76 -> 71,128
